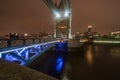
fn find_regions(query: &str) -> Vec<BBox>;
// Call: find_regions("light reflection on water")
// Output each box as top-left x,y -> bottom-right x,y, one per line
110,47 -> 120,58
86,45 -> 93,66
29,43 -> 120,80
61,44 -> 120,80
56,57 -> 63,72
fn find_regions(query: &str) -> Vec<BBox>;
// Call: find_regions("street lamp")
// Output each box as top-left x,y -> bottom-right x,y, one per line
64,12 -> 69,17
55,13 -> 61,18
88,25 -> 92,28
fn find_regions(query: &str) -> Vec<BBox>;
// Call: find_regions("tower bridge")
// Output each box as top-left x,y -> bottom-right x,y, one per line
43,0 -> 72,39
0,1 -> 72,77
0,1 -> 72,79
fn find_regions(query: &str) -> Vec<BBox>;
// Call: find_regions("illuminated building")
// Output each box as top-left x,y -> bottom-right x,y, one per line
88,25 -> 92,32
109,30 -> 120,38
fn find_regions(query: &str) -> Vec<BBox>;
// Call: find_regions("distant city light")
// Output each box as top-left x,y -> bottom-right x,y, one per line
94,40 -> 120,43
61,26 -> 64,29
24,33 -> 28,36
77,32 -> 80,34
88,25 -> 92,28
15,33 -> 18,36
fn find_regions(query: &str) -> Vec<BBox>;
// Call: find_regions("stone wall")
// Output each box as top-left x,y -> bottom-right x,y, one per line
0,40 -> 8,48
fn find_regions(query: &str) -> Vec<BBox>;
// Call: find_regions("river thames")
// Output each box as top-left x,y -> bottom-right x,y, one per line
61,44 -> 120,80
28,43 -> 120,80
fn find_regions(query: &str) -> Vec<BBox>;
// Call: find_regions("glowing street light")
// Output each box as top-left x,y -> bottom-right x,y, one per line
55,13 -> 61,18
77,32 -> 80,34
88,25 -> 92,28
24,33 -> 28,36
64,12 -> 69,17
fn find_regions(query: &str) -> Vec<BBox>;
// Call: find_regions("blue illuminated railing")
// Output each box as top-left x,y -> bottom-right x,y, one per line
0,40 -> 59,66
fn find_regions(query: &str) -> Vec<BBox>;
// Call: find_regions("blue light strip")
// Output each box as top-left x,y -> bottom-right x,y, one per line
56,57 -> 63,72
0,54 -> 2,58
25,50 -> 29,60
15,48 -> 26,55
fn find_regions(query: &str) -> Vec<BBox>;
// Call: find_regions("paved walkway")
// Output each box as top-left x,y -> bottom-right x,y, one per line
0,59 -> 58,80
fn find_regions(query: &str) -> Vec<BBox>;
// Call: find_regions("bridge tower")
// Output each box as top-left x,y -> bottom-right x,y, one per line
43,0 -> 72,39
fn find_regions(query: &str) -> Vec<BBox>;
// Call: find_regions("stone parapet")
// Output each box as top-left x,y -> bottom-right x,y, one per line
0,59 -> 58,80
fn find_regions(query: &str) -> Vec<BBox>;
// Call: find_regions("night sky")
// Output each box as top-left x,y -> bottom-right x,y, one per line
0,0 -> 120,35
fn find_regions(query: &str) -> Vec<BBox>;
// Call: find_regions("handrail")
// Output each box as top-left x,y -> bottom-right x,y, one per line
0,38 -> 57,49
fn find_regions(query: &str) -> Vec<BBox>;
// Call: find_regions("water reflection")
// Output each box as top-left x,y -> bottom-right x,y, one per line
55,57 -> 64,72
28,41 -> 68,78
110,47 -> 120,58
29,43 -> 120,79
86,45 -> 93,66
62,44 -> 120,80
28,50 -> 66,78
61,62 -> 72,80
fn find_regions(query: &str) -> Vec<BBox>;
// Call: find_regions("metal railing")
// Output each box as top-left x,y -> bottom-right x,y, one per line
0,38 -> 56,49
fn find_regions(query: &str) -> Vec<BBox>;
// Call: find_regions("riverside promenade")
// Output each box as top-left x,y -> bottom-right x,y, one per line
0,59 -> 58,80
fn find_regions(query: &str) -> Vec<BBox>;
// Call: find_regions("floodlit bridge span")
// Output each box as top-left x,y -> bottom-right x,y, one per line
43,0 -> 72,39
0,0 -> 72,66
0,38 -> 59,66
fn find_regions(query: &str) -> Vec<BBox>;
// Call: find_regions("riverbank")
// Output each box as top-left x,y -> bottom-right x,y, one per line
94,40 -> 120,44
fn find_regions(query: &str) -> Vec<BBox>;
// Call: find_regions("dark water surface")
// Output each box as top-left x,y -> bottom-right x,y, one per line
61,44 -> 120,80
28,47 -> 67,79
28,44 -> 120,80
